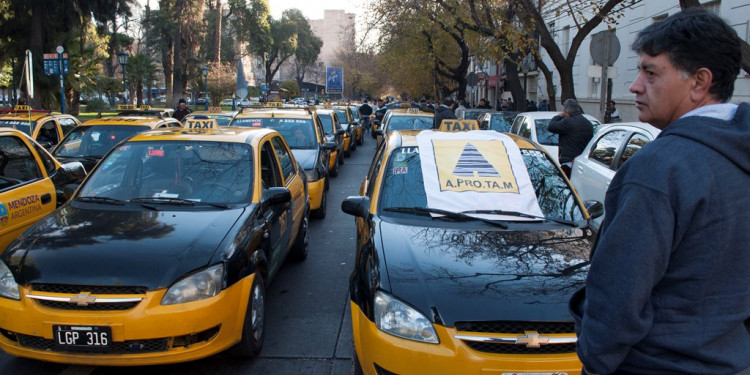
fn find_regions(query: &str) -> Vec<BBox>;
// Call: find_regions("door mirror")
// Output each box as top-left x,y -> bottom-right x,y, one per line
584,200 -> 604,220
60,161 -> 87,183
261,187 -> 292,210
341,196 -> 370,218
322,142 -> 337,150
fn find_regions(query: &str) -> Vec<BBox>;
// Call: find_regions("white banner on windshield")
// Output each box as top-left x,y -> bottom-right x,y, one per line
416,130 -> 544,220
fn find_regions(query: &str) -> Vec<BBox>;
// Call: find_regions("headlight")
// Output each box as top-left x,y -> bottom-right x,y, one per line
161,264 -> 224,305
0,261 -> 20,300
374,291 -> 439,343
304,168 -> 320,182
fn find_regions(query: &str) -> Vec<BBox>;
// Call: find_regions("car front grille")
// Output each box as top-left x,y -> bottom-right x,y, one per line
35,300 -> 139,311
454,320 -> 576,355
31,284 -> 148,295
28,283 -> 147,311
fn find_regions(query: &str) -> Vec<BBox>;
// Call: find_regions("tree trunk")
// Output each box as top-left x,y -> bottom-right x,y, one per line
213,0 -> 222,63
163,42 -> 174,106
171,0 -> 185,106
537,60 -> 557,111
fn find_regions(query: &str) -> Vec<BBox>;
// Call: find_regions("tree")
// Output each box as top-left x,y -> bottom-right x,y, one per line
127,53 -> 157,106
287,10 -> 323,88
279,79 -> 300,99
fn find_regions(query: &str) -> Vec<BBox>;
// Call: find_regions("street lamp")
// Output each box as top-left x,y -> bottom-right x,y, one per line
200,66 -> 209,110
117,50 -> 129,104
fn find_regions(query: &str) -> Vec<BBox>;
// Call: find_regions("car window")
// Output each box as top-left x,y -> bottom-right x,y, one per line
53,125 -> 152,158
617,132 -> 650,170
31,141 -> 57,175
0,135 -> 42,190
520,120 -> 532,140
385,116 -> 433,132
230,118 -> 317,149
534,119 -> 558,145
334,110 -> 349,124
270,135 -> 294,182
365,142 -> 387,197
58,117 -> 78,135
510,116 -> 524,134
35,120 -> 60,145
260,142 -> 282,189
79,141 -> 253,204
0,120 -> 34,135
377,146 -> 585,221
590,129 -> 628,168
320,114 -> 335,134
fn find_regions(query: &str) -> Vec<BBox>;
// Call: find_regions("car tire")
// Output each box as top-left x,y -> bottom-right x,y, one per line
338,151 -> 345,165
287,213 -> 309,262
350,140 -> 357,151
344,146 -> 352,157
229,275 -> 265,358
311,189 -> 327,219
356,135 -> 363,145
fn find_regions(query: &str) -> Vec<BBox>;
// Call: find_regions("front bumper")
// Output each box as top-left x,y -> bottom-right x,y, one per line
0,274 -> 255,366
351,301 -> 582,375
308,177 -> 325,210
328,150 -> 338,170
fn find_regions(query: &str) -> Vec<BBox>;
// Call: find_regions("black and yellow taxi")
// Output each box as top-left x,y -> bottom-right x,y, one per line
342,123 -> 603,375
316,108 -> 346,177
330,104 -> 359,156
0,124 -> 309,366
0,129 -> 86,252
375,105 -> 434,146
229,103 -> 335,219
51,105 -> 182,173
348,104 -> 365,146
0,105 -> 81,149
182,107 -> 238,126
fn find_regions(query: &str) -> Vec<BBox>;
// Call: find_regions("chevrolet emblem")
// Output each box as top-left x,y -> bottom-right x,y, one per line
69,293 -> 97,306
515,332 -> 550,348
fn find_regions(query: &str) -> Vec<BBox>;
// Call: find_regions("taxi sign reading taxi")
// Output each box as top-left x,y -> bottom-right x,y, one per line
117,105 -> 138,110
439,119 -> 480,132
186,118 -> 218,129
13,105 -> 31,111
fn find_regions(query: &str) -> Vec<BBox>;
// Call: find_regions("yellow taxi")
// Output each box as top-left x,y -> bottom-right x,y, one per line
51,106 -> 182,173
330,105 -> 360,156
229,103 -> 336,219
316,108 -> 346,177
182,107 -> 238,126
375,105 -> 434,146
0,105 -> 81,149
0,129 -> 85,252
0,124 -> 309,365
342,124 -> 604,375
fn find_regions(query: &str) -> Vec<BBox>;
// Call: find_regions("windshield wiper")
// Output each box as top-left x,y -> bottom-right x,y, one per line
463,209 -> 578,227
383,207 -> 508,229
76,196 -> 126,205
130,197 -> 229,209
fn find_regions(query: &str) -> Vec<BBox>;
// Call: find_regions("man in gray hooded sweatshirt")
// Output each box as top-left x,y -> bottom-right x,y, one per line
570,8 -> 750,375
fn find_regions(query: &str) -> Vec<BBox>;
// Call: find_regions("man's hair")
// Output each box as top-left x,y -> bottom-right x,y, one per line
610,100 -> 616,106
178,98 -> 186,104
562,98 -> 582,115
442,97 -> 453,106
631,8 -> 741,102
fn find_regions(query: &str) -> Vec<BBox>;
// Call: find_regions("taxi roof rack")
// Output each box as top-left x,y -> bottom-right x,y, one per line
240,105 -> 314,115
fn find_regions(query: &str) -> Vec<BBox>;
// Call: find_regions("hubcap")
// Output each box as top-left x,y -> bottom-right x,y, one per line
251,283 -> 264,342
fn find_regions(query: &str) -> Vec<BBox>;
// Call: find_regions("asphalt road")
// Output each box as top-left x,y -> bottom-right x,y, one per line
0,135 -> 376,375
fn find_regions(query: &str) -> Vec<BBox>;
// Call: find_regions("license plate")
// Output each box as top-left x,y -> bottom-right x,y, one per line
53,325 -> 112,352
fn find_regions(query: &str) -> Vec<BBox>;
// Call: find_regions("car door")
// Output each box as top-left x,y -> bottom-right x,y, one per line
259,140 -> 290,277
0,134 -> 57,251
571,128 -> 629,227
270,135 -> 305,234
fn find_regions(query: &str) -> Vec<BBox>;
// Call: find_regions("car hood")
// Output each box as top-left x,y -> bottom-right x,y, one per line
3,204 -> 246,289
378,221 -> 592,326
291,148 -> 318,170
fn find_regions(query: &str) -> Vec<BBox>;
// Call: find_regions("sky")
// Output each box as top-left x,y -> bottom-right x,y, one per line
267,0 -> 365,20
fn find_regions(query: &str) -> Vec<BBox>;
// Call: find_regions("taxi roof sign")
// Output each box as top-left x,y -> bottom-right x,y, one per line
439,119 -> 480,132
265,102 -> 284,108
185,118 -> 219,129
139,105 -> 151,110
118,105 -> 138,110
13,105 -> 31,111
208,107 -> 223,112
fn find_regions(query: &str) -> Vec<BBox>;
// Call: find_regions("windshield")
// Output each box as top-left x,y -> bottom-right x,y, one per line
187,115 -> 233,126
334,110 -> 349,124
78,141 -> 253,205
53,125 -> 151,158
385,116 -> 434,132
379,147 -> 585,222
230,117 -> 316,149
0,120 -> 35,135
534,119 -> 559,146
489,114 -> 515,132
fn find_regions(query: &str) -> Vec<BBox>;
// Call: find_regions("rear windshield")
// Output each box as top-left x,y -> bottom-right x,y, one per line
230,117 -> 316,149
53,125 -> 151,158
0,120 -> 35,135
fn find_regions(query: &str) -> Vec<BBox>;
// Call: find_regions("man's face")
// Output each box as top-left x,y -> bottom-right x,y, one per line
377,101 -> 384,107
630,53 -> 695,129
179,102 -> 186,110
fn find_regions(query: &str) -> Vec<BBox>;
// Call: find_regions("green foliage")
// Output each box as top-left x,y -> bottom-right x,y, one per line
85,98 -> 110,112
279,80 -> 300,99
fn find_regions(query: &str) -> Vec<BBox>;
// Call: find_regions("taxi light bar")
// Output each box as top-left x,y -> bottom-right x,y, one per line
118,105 -> 138,110
439,119 -> 480,132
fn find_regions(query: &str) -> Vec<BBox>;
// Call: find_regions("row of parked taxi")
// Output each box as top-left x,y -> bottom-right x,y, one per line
0,101 -> 658,374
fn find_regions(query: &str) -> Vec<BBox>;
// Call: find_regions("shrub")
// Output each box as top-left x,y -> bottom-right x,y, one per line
85,98 -> 109,113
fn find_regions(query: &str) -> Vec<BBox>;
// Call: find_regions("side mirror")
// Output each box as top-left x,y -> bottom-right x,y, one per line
322,142 -> 337,150
261,187 -> 292,210
373,120 -> 381,126
375,129 -> 384,136
584,200 -> 604,220
341,196 -> 370,218
60,161 -> 86,187
336,129 -> 346,136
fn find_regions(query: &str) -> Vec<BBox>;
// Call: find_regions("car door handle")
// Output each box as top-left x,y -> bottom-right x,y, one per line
41,193 -> 52,205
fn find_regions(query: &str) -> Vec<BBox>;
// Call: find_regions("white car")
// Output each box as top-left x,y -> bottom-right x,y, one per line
509,111 -> 602,164
569,122 -> 660,229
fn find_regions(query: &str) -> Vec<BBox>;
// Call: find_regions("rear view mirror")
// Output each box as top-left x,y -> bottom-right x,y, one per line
341,196 -> 370,218
584,200 -> 604,220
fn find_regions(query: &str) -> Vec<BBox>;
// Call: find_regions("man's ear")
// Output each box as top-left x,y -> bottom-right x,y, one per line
691,67 -> 714,103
